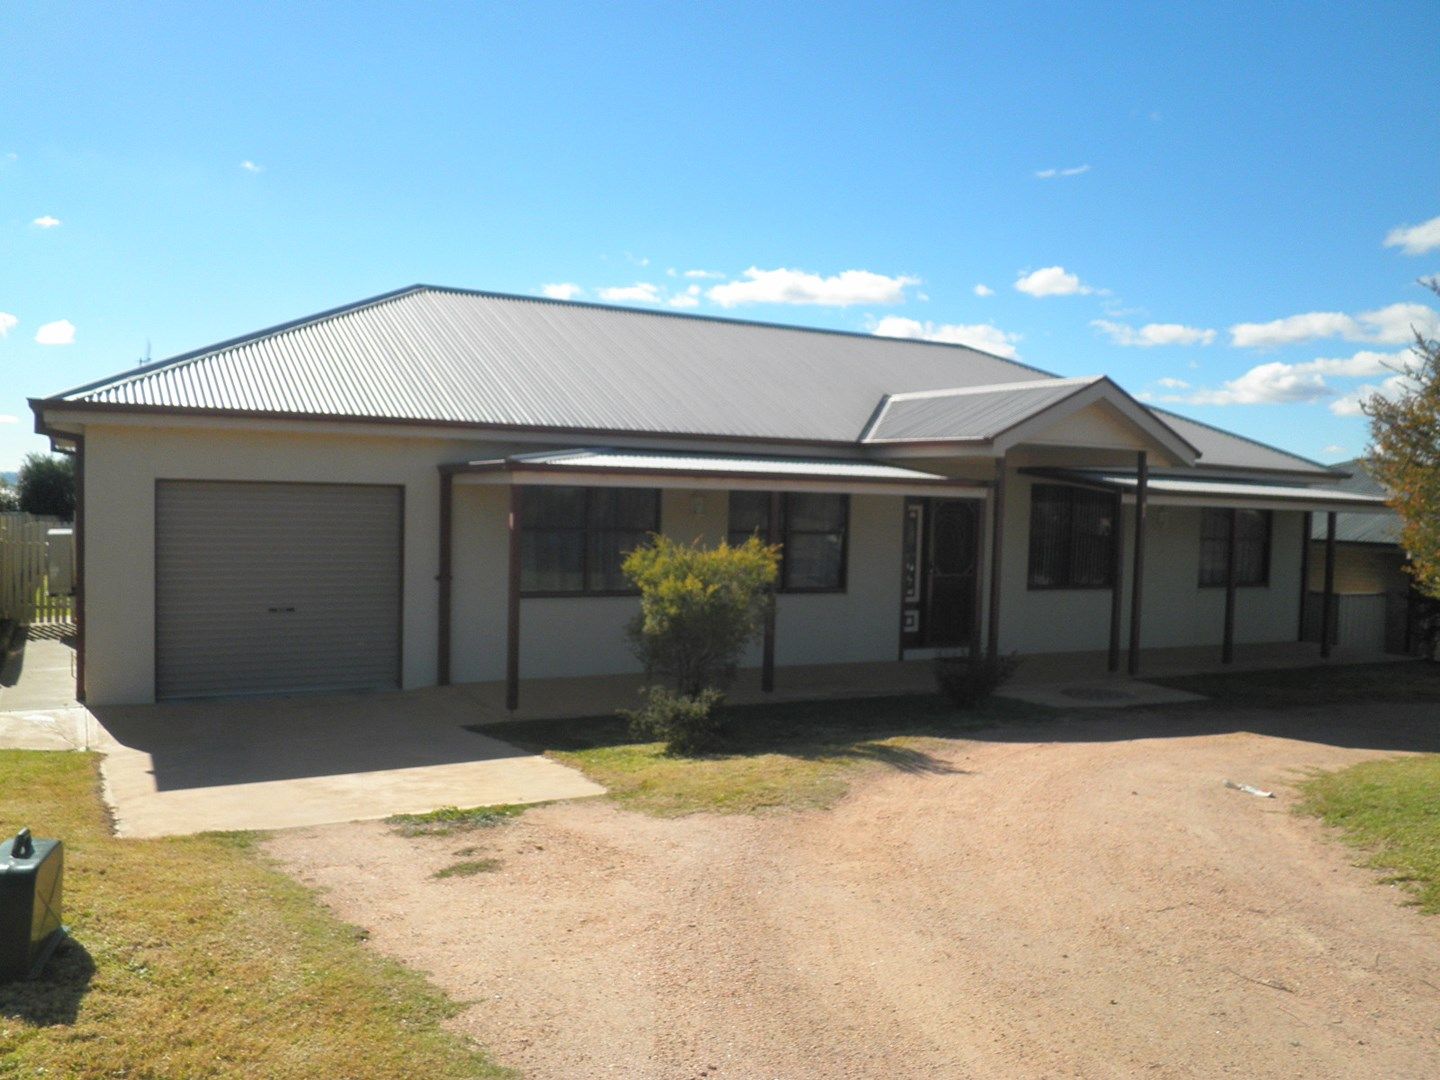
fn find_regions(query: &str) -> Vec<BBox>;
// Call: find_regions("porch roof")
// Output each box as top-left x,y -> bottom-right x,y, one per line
1031,468 -> 1393,513
444,447 -> 988,496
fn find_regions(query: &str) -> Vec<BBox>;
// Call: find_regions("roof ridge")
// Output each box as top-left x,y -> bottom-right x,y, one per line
51,285 -> 429,401
882,375 -> 1097,403
1148,404 -> 1335,473
413,283 -> 1061,378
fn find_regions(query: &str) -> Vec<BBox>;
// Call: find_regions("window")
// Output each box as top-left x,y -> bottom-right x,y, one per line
727,492 -> 849,592
1027,484 -> 1117,589
1198,508 -> 1271,587
520,486 -> 660,595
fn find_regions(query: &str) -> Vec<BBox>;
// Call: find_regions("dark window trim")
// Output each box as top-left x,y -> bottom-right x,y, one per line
727,492 -> 850,594
1026,483 -> 1118,591
1198,507 -> 1272,589
518,486 -> 661,598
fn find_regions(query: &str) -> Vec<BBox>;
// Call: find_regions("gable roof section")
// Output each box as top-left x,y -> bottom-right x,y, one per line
1307,459 -> 1401,544
43,285 -> 1050,445
863,376 -> 1199,464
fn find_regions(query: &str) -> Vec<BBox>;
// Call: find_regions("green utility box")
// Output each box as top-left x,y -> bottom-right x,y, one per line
0,828 -> 66,981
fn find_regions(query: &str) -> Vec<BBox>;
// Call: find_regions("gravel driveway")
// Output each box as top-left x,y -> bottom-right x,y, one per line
269,703 -> 1440,1079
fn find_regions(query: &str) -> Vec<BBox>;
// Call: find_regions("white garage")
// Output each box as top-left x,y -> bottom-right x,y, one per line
154,481 -> 403,699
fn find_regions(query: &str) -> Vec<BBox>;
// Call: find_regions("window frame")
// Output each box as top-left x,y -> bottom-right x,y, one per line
518,485 -> 661,598
726,491 -> 850,594
1025,483 -> 1119,591
1198,507 -> 1272,589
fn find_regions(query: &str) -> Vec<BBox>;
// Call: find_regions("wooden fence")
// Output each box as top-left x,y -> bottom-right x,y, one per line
0,512 -> 74,627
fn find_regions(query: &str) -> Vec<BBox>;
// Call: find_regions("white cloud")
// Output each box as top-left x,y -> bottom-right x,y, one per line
1092,320 -> 1216,347
1321,444 -> 1347,456
598,282 -> 662,304
240,160 -> 263,173
668,294 -> 700,308
1330,374 -> 1404,417
34,319 -> 75,345
1383,214 -> 1440,255
1035,164 -> 1091,179
1184,362 -> 1331,406
871,315 -> 1021,360
708,267 -> 920,308
541,282 -> 584,301
0,312 -> 16,337
1173,347 -> 1421,409
1014,265 -> 1096,297
683,269 -> 724,279
1156,377 -> 1190,389
31,215 -> 61,229
0,415 -> 16,425
1229,303 -> 1439,348
973,283 -> 994,297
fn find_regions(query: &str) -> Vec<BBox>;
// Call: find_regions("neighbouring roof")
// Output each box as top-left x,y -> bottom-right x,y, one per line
1307,459 -> 1402,545
451,448 -> 982,492
38,284 -> 1334,477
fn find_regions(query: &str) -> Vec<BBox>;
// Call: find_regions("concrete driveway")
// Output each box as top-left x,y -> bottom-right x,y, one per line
82,688 -> 604,837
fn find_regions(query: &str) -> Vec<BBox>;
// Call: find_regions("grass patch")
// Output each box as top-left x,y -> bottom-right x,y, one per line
385,803 -> 530,837
1153,660 -> 1440,709
478,693 -> 1051,817
434,858 -> 503,879
0,751 -> 512,1079
1298,754 -> 1440,913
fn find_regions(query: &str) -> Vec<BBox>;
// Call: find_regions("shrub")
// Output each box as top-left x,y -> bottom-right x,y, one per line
622,534 -> 780,696
622,685 -> 727,755
934,652 -> 1020,708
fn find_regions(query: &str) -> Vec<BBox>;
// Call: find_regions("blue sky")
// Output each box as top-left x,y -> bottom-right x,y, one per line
3,1 -> 1438,471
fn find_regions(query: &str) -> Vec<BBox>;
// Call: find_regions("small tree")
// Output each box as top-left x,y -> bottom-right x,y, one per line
0,480 -> 18,513
18,453 -> 75,520
621,535 -> 779,753
1363,277 -> 1440,604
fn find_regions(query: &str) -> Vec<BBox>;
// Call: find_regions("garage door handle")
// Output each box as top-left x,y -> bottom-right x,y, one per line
267,606 -> 297,613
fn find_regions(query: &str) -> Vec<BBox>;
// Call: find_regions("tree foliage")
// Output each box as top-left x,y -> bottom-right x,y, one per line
1364,278 -> 1440,601
623,534 -> 780,696
18,453 -> 76,520
0,480 -> 18,513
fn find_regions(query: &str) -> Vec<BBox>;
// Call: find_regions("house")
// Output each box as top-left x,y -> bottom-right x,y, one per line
1302,460 -> 1417,654
29,285 -> 1391,706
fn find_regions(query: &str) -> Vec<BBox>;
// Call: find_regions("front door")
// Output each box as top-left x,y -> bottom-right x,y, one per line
901,498 -> 980,649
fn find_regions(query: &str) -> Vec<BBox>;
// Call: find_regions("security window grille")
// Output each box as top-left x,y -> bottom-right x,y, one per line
727,492 -> 849,592
520,486 -> 660,595
1027,484 -> 1117,589
1199,508 -> 1271,587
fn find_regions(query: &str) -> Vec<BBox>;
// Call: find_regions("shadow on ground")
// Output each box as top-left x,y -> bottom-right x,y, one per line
90,688 -> 533,791
0,937 -> 96,1027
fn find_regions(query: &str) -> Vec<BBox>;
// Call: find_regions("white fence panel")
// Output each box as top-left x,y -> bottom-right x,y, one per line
0,512 -> 74,626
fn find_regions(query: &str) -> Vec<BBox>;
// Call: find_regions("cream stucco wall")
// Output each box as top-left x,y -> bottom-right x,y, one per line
989,470 -> 1305,655
78,423 -> 1308,705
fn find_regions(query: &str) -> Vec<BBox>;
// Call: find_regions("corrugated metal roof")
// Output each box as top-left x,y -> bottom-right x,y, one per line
1149,408 -> 1331,476
52,285 -> 1049,444
1080,472 -> 1391,509
1307,459 -> 1401,544
40,284 -> 1336,478
862,378 -> 1096,442
487,448 -> 961,483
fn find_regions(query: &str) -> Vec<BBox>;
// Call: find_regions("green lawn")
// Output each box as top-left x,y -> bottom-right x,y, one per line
1154,660 -> 1440,709
0,751 -> 511,1079
479,693 -> 1051,817
1298,754 -> 1440,914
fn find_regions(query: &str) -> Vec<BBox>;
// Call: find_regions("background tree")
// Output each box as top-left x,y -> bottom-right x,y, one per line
1363,277 -> 1440,601
18,453 -> 76,520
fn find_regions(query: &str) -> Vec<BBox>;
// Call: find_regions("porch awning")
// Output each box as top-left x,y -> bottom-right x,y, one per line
1030,468 -> 1393,514
444,448 -> 987,497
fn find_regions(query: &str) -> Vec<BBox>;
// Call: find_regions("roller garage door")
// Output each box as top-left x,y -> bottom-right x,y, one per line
155,481 -> 402,699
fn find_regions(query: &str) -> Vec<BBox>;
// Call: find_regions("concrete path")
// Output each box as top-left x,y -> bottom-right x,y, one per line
1,635 -> 604,837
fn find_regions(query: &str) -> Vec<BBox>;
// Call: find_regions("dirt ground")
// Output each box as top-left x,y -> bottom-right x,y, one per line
268,703 -> 1440,1079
